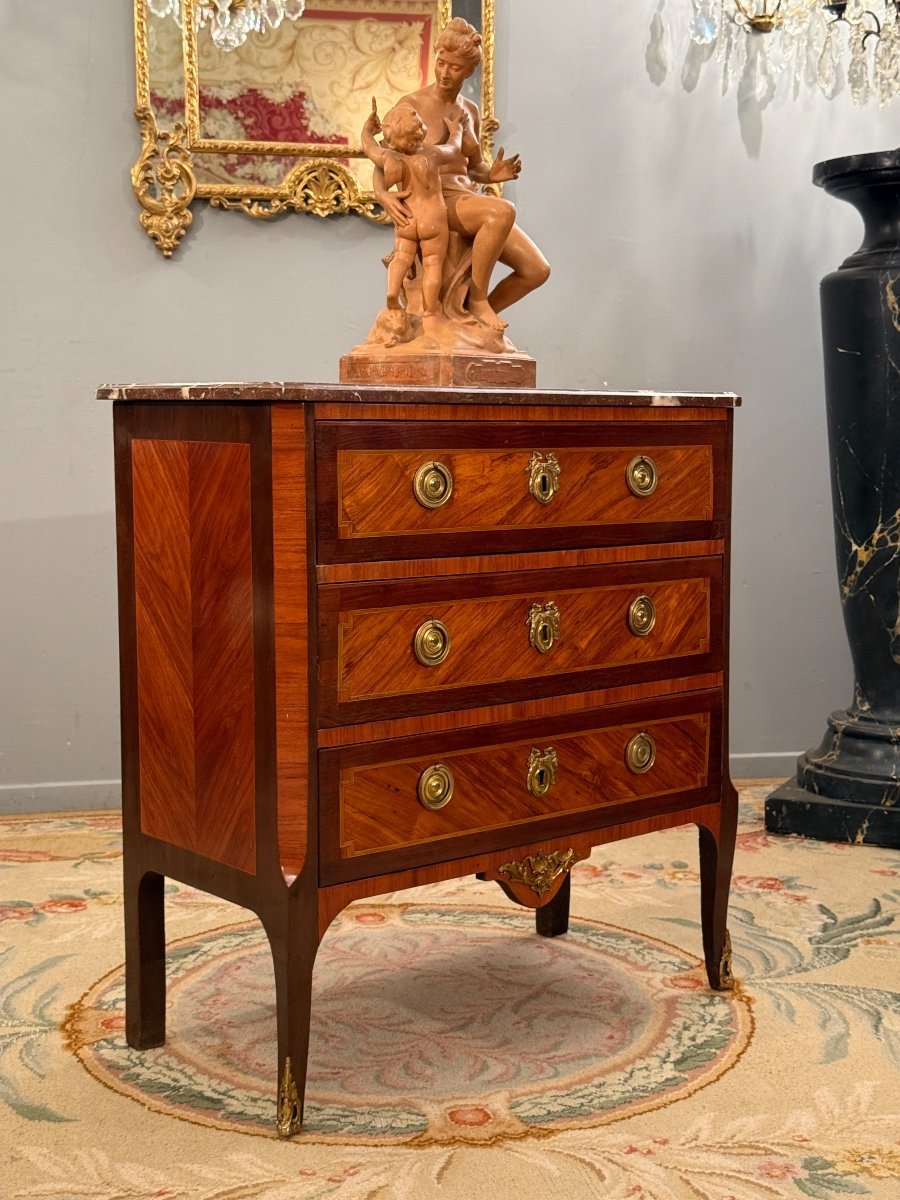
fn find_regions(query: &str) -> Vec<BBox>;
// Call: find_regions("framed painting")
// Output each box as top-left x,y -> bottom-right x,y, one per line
133,0 -> 495,255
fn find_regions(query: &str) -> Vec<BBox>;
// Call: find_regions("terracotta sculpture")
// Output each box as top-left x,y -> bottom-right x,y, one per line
361,103 -> 473,344
340,17 -> 549,387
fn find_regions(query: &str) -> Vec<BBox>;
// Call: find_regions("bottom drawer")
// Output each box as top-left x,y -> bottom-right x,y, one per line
319,691 -> 722,884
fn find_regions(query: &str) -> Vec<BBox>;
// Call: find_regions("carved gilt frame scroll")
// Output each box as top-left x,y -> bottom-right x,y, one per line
132,0 -> 497,256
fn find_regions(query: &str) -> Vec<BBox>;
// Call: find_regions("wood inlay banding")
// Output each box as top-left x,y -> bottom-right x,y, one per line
316,540 -> 724,584
272,407 -> 310,878
313,404 -> 732,423
316,673 -> 724,746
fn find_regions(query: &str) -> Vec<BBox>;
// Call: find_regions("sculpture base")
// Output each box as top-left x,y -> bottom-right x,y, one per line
339,347 -> 537,388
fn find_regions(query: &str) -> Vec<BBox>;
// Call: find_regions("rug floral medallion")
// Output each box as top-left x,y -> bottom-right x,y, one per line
3,787 -> 900,1200
63,907 -> 753,1145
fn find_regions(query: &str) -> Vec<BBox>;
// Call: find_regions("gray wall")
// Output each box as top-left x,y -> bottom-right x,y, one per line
1,0 -> 896,811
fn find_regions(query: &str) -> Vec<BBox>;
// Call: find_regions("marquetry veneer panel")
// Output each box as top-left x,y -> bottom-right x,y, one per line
320,693 -> 719,882
320,558 -> 720,722
317,421 -> 726,561
132,438 -> 256,874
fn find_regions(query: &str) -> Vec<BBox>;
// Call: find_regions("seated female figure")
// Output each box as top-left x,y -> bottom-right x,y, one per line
372,17 -> 550,334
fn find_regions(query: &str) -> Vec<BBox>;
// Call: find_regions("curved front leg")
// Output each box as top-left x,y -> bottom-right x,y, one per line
261,885 -> 322,1139
697,786 -> 738,991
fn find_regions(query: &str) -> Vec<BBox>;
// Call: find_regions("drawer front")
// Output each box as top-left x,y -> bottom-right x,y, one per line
316,422 -> 727,561
319,558 -> 722,723
319,692 -> 722,883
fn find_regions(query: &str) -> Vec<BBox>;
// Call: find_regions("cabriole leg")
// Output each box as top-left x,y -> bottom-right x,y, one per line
698,791 -> 738,991
263,894 -> 321,1138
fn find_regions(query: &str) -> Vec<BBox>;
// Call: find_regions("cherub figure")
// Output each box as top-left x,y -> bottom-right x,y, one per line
373,18 -> 549,334
362,100 -> 475,334
341,17 -> 548,377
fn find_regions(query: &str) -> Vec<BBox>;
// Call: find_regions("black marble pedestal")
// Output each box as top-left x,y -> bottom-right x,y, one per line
767,781 -> 900,847
766,149 -> 900,848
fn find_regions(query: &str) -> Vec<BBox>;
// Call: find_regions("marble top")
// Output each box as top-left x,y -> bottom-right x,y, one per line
98,382 -> 741,407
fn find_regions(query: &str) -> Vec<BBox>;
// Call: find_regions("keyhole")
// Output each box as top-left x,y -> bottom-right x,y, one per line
539,471 -> 550,497
536,767 -> 547,789
539,622 -> 551,649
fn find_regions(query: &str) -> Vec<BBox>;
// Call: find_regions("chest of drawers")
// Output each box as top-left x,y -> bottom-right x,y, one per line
106,382 -> 739,1137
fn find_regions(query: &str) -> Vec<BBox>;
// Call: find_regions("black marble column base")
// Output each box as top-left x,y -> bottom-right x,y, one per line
765,780 -> 900,848
765,709 -> 900,848
800,709 -> 900,802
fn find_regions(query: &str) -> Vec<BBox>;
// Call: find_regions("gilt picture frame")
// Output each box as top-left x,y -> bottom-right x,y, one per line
132,0 -> 497,256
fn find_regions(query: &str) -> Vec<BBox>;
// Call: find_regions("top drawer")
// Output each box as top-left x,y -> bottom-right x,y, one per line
315,422 -> 728,562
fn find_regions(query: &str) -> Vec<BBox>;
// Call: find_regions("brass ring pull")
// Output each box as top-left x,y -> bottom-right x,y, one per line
527,602 -> 560,654
527,747 -> 558,798
413,461 -> 453,508
626,732 -> 657,774
418,763 -> 455,810
628,594 -> 657,637
626,454 -> 659,497
414,619 -> 451,666
527,452 -> 561,504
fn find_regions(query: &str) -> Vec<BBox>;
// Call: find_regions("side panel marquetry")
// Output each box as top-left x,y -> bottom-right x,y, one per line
319,558 -> 721,723
132,438 -> 256,873
319,692 -> 721,883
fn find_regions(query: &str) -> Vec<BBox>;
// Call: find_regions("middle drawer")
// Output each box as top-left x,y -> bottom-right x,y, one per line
318,557 -> 722,724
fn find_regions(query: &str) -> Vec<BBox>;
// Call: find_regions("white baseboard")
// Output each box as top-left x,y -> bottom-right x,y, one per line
0,779 -> 122,815
729,752 -> 799,780
0,757 -> 802,815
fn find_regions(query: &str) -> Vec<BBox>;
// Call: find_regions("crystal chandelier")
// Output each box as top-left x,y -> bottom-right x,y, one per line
650,0 -> 900,104
147,0 -> 307,52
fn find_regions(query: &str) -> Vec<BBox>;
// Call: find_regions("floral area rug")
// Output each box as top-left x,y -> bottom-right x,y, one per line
2,785 -> 900,1199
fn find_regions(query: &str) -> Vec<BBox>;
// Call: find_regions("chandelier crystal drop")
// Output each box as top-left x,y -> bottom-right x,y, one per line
147,0 -> 307,52
650,0 -> 900,104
